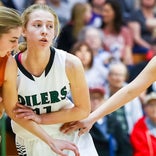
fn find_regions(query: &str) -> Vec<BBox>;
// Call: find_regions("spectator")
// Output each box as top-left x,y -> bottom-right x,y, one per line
71,41 -> 108,87
88,0 -> 105,28
1,0 -> 33,13
118,0 -> 135,24
105,62 -> 143,135
57,2 -> 92,52
89,86 -> 133,156
131,92 -> 156,156
100,0 -> 133,65
128,0 -> 156,63
78,26 -> 111,67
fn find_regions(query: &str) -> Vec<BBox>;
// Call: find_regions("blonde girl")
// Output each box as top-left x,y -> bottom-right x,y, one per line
0,6 -> 79,156
12,3 -> 95,156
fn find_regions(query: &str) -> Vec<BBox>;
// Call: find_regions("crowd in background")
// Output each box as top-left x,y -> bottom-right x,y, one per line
0,0 -> 156,156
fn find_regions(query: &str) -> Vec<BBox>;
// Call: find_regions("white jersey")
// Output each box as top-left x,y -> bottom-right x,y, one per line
12,47 -> 98,156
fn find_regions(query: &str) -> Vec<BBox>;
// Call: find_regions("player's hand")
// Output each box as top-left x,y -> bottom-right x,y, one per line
13,103 -> 41,124
60,118 -> 94,136
48,138 -> 80,156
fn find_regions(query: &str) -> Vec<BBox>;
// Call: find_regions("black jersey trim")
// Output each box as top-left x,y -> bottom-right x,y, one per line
15,52 -> 35,81
15,47 -> 55,81
45,47 -> 55,76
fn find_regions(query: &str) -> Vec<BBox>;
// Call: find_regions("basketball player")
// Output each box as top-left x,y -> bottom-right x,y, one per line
0,5 -> 80,156
0,6 -> 22,118
12,3 -> 98,156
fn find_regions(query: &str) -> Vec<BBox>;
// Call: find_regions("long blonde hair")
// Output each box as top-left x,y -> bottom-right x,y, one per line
19,4 -> 60,52
71,3 -> 90,38
0,6 -> 22,37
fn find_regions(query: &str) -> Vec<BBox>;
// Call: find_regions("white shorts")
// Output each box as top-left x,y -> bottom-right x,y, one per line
12,121 -> 98,156
15,132 -> 98,156
78,133 -> 98,156
16,135 -> 77,156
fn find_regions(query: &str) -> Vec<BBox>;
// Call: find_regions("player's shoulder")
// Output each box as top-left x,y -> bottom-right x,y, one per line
54,47 -> 82,68
66,52 -> 82,69
5,55 -> 17,80
65,53 -> 84,80
6,55 -> 17,72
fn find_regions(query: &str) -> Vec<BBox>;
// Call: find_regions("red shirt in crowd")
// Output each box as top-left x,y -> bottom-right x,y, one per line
131,117 -> 156,156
